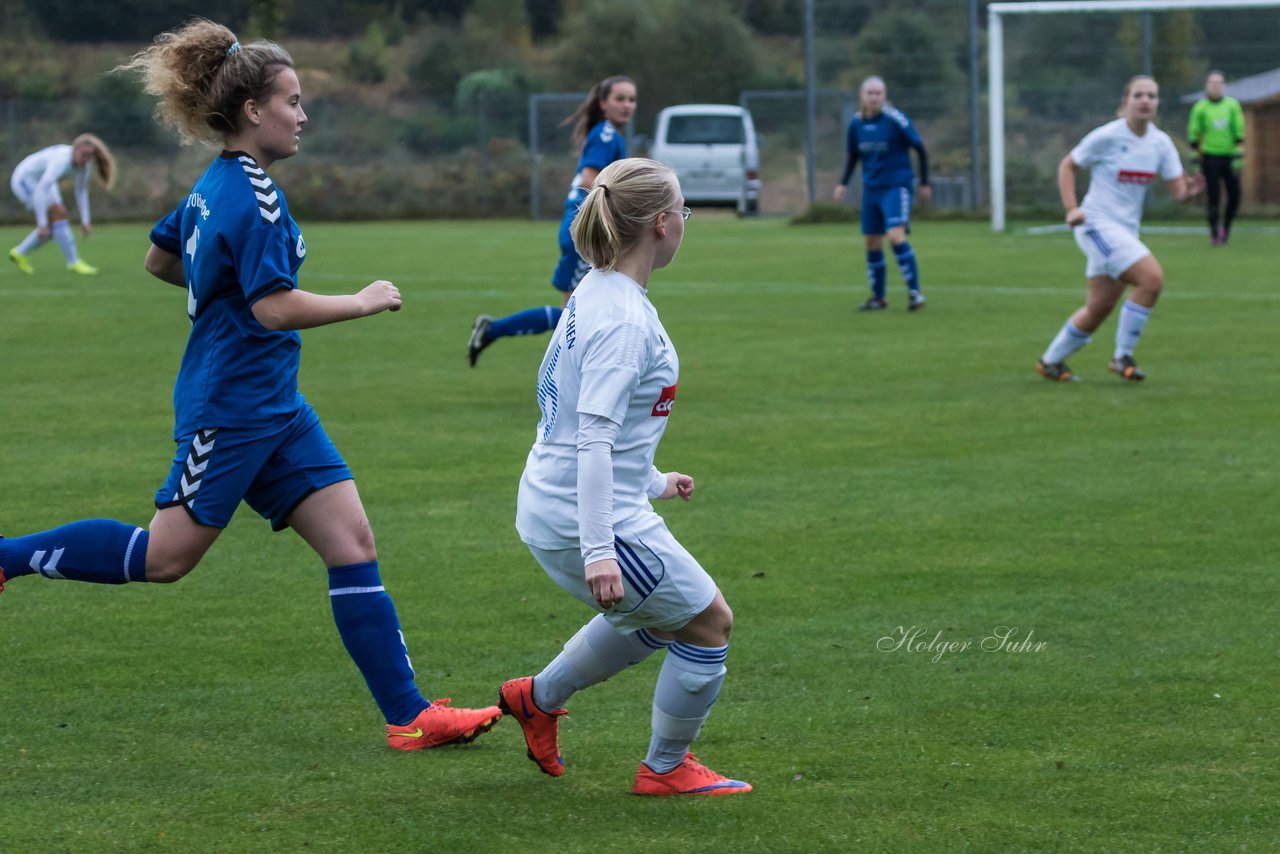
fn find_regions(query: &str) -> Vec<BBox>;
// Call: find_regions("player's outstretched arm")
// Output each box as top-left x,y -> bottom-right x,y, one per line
252,280 -> 401,331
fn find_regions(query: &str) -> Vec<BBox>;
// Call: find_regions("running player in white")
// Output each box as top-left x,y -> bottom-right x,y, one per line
8,134 -> 115,275
1037,75 -> 1203,382
497,158 -> 751,796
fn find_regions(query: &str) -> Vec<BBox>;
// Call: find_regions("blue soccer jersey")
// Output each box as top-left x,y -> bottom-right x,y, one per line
150,151 -> 306,439
841,107 -> 927,190
567,120 -> 627,201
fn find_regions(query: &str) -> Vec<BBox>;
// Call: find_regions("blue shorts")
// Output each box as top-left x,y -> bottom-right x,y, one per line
154,404 -> 352,531
551,197 -> 590,292
861,185 -> 913,235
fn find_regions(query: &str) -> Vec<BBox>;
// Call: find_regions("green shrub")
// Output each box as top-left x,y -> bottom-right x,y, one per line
82,73 -> 161,149
791,202 -> 855,224
345,22 -> 388,85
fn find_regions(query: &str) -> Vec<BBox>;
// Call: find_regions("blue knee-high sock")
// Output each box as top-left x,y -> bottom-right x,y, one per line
0,519 -> 148,584
893,242 -> 921,294
328,561 -> 428,726
488,306 -> 562,340
866,250 -> 887,300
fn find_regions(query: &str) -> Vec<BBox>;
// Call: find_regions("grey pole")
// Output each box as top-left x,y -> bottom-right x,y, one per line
969,0 -> 982,209
1142,12 -> 1153,76
803,0 -> 817,206
529,94 -> 540,220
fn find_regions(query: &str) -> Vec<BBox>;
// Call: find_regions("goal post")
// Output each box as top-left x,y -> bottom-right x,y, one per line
988,0 -> 1280,231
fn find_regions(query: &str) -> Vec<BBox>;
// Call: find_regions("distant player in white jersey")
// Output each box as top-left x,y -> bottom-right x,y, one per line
8,134 -> 115,275
497,158 -> 751,796
1037,76 -> 1203,382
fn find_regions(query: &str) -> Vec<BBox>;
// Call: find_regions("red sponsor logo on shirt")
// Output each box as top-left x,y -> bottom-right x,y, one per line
1117,169 -> 1156,185
652,383 -> 678,416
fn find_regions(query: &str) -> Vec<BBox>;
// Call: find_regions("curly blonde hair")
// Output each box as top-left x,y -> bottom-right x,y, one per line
115,19 -> 294,146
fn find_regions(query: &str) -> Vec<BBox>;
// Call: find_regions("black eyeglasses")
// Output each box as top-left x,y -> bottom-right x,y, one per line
668,207 -> 692,221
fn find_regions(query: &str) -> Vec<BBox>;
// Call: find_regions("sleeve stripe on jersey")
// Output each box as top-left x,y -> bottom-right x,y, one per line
238,155 -> 282,223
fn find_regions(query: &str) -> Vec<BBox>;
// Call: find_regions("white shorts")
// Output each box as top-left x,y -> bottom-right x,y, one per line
10,175 -> 62,213
525,520 -> 718,634
1073,222 -> 1151,279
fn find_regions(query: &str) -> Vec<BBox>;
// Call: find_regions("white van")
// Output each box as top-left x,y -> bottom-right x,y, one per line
651,104 -> 760,215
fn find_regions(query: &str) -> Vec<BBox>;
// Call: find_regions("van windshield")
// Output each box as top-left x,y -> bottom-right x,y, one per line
666,115 -> 744,145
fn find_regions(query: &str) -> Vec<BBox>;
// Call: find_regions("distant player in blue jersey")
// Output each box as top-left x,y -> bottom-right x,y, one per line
833,76 -> 930,312
0,20 -> 501,750
468,76 -> 636,366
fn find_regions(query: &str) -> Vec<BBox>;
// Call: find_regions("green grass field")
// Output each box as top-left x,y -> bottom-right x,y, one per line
1,216 -> 1276,851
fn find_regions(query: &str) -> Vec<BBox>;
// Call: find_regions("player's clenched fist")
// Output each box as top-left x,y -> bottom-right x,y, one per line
359,279 -> 401,314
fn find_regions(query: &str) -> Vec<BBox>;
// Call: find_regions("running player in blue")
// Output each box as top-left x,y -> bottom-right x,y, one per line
833,76 -> 931,312
0,20 -> 501,751
468,76 -> 635,366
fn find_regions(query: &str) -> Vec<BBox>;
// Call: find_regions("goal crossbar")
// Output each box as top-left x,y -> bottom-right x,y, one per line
988,0 -> 1280,230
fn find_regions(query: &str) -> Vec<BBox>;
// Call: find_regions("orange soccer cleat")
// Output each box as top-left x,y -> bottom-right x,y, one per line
498,676 -> 567,777
1037,359 -> 1077,382
385,698 -> 502,751
632,753 -> 752,796
1109,354 -> 1146,382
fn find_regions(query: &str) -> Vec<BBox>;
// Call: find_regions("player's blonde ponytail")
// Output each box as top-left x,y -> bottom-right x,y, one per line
572,158 -> 678,272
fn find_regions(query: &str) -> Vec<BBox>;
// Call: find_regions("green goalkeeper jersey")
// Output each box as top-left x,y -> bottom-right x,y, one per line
1188,96 -> 1244,157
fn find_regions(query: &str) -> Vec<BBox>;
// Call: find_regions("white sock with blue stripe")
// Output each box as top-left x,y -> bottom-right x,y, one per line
15,228 -> 48,256
1042,319 -> 1091,365
646,642 -> 729,774
1114,300 -> 1151,359
51,220 -> 78,264
533,615 -> 671,710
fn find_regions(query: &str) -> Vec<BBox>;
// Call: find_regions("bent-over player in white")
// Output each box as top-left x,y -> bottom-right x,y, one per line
8,135 -> 115,275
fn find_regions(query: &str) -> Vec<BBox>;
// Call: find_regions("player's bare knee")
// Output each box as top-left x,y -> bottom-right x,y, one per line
47,203 -> 68,222
349,521 -> 377,562
700,598 -> 735,645
144,556 -> 199,583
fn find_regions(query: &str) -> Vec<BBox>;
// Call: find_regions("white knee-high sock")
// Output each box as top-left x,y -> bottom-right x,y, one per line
1114,300 -> 1151,359
51,221 -> 78,264
15,229 -> 48,256
533,615 -> 671,710
646,642 -> 728,773
1042,319 -> 1091,364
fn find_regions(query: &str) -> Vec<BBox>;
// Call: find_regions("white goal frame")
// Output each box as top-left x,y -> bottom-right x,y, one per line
988,0 -> 1280,231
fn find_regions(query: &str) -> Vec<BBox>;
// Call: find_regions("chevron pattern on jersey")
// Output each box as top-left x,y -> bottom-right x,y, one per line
239,156 -> 281,224
173,428 -> 218,507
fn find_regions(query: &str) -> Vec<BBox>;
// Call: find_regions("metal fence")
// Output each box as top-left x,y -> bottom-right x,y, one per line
5,0 -> 1279,227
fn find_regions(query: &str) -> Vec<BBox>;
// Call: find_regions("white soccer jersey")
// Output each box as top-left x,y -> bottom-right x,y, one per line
517,269 -> 679,550
9,144 -> 91,228
1071,118 -> 1182,234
